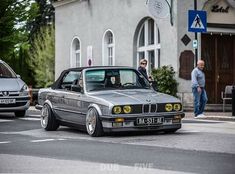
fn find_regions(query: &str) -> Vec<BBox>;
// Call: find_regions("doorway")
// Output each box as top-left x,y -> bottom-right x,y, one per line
201,33 -> 235,103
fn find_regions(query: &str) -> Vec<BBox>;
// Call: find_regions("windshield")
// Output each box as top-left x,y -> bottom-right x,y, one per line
0,62 -> 16,78
85,69 -> 150,92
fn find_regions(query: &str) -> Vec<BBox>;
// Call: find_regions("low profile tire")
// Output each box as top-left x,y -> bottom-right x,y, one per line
41,104 -> 59,131
164,128 -> 179,134
15,111 -> 26,117
86,108 -> 104,137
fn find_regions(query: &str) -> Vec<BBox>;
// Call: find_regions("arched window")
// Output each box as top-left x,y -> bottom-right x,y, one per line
102,30 -> 115,66
70,37 -> 81,68
136,18 -> 160,73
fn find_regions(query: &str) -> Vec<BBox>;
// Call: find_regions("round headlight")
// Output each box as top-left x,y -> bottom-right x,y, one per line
174,104 -> 181,111
123,105 -> 132,114
165,104 -> 173,112
113,106 -> 122,114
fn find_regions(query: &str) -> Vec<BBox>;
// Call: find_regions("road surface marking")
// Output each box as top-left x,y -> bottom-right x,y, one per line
0,119 -> 13,123
0,141 -> 11,144
30,138 -> 66,143
30,139 -> 55,143
19,117 -> 40,121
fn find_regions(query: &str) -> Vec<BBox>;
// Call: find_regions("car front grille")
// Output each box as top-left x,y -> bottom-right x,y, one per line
143,104 -> 157,113
0,91 -> 19,97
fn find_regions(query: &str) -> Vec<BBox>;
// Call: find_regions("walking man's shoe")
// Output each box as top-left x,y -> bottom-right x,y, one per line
195,114 -> 205,118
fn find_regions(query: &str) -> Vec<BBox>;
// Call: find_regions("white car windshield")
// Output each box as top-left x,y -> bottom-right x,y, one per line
0,62 -> 17,78
85,69 -> 150,92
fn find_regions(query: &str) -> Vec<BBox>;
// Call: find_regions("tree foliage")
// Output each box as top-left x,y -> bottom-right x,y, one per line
0,0 -> 55,87
0,0 -> 29,59
29,25 -> 55,88
151,66 -> 178,97
28,0 -> 55,42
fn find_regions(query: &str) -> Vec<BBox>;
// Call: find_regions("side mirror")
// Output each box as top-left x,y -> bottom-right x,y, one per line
16,74 -> 21,78
71,84 -> 82,92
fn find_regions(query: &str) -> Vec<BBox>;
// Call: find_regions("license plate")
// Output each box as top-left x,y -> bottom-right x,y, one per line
136,117 -> 163,125
0,99 -> 16,104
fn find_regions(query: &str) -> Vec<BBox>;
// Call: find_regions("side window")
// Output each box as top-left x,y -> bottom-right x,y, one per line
60,71 -> 81,90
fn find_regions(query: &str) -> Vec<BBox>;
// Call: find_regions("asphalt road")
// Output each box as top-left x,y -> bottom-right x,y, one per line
0,110 -> 235,174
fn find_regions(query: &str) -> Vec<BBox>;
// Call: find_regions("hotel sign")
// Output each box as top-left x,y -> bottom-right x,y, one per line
211,5 -> 230,13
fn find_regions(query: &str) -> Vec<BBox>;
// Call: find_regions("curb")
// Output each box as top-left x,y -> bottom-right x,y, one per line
197,116 -> 235,122
184,112 -> 235,122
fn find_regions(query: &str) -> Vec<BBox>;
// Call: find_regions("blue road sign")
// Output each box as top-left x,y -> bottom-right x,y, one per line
188,10 -> 207,33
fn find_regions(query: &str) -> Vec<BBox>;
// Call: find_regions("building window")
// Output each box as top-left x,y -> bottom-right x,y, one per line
136,18 -> 160,73
71,37 -> 81,68
103,30 -> 115,66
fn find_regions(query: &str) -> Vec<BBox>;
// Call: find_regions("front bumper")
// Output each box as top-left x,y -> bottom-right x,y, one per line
100,112 -> 185,133
0,96 -> 30,112
103,124 -> 182,133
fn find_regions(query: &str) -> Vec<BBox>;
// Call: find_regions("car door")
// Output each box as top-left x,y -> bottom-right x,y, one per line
52,70 -> 83,124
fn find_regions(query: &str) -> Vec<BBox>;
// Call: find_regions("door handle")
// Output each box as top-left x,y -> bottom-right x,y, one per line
217,75 -> 220,82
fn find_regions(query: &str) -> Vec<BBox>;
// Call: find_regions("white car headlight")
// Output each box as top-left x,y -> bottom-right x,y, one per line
19,84 -> 29,96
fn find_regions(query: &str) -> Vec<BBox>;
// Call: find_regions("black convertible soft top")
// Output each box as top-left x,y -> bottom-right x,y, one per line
51,66 -> 134,89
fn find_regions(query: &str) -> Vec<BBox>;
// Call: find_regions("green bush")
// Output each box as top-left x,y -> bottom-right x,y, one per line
151,65 -> 178,97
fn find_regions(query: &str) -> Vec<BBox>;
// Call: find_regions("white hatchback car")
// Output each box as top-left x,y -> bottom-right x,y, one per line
0,60 -> 30,117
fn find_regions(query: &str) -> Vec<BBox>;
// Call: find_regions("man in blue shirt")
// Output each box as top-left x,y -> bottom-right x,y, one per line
191,60 -> 208,118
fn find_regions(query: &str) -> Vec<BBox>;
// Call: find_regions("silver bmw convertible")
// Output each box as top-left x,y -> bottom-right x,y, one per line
36,66 -> 184,137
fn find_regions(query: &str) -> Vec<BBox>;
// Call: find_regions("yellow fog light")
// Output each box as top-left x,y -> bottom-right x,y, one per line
123,105 -> 132,114
113,106 -> 122,114
165,104 -> 173,112
174,104 -> 181,111
115,118 -> 124,123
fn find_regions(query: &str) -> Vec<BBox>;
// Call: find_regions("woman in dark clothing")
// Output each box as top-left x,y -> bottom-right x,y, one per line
138,59 -> 149,80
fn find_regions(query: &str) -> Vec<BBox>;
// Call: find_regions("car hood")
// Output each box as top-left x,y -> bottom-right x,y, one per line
89,89 -> 180,105
0,78 -> 24,91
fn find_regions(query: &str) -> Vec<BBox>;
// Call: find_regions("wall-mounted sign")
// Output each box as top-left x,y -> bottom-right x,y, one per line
193,40 -> 198,49
147,0 -> 170,19
87,45 -> 93,66
211,5 -> 229,13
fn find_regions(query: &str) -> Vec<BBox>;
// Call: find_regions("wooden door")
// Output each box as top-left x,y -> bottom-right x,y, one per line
201,34 -> 235,104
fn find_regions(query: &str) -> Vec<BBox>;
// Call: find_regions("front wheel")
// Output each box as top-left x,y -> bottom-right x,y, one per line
41,104 -> 59,131
86,108 -> 104,137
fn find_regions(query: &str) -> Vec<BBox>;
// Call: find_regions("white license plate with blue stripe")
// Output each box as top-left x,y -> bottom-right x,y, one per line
0,99 -> 16,104
136,117 -> 163,125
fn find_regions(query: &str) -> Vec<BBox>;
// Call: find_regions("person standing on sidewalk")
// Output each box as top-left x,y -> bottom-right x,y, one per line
191,60 -> 208,118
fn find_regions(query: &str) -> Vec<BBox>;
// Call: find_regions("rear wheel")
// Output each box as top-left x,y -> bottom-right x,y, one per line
86,108 -> 104,137
41,104 -> 59,131
15,111 -> 26,117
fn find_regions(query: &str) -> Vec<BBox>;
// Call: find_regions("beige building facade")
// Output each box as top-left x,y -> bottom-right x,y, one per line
53,0 -> 235,104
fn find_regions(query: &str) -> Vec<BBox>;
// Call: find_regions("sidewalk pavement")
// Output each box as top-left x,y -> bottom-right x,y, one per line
184,112 -> 235,122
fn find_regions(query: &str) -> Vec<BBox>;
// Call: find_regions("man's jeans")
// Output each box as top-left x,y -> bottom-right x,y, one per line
192,87 -> 208,116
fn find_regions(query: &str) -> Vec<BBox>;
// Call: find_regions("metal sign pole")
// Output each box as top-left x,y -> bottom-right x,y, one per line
194,0 -> 198,65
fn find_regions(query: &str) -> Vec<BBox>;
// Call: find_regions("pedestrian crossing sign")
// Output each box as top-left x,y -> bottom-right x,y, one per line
188,10 -> 207,33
